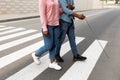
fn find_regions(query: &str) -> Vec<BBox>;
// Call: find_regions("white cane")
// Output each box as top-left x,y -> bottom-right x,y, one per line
84,19 -> 109,59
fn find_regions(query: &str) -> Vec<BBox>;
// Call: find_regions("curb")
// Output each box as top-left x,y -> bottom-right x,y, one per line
0,15 -> 39,23
0,8 -> 109,23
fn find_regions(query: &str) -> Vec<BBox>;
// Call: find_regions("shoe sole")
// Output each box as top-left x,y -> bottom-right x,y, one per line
73,59 -> 87,61
32,53 -> 40,65
49,67 -> 62,71
48,66 -> 62,71
56,60 -> 64,63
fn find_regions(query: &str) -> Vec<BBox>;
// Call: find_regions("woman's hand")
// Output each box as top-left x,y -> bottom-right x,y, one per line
59,8 -> 63,14
43,31 -> 48,37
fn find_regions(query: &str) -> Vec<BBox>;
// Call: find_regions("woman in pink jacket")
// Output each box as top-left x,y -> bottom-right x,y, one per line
32,0 -> 62,70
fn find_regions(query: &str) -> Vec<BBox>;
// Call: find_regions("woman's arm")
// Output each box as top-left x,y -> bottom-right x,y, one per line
39,0 -> 47,32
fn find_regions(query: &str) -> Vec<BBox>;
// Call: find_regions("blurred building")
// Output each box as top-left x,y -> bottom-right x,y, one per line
0,0 -> 38,14
0,0 -> 102,14
74,0 -> 102,11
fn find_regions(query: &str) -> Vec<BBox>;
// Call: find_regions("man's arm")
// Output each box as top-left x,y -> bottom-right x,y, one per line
66,4 -> 75,10
70,13 -> 86,20
66,4 -> 85,20
59,0 -> 73,15
59,0 -> 85,20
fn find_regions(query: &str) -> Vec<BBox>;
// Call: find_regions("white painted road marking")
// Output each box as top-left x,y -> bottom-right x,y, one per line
0,26 -> 108,80
0,28 -> 25,35
0,33 -> 42,51
0,25 -> 5,28
0,40 -> 44,69
60,40 -> 108,80
0,27 -> 15,31
6,37 -> 84,80
0,29 -> 37,42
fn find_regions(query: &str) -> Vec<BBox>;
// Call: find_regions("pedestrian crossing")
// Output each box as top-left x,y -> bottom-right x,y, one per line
60,40 -> 107,80
0,27 -> 15,32
0,28 -> 25,35
0,29 -> 37,42
0,25 -> 5,28
0,25 -> 108,80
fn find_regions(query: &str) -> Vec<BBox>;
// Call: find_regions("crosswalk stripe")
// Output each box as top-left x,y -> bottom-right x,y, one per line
0,29 -> 37,42
0,28 -> 25,35
0,40 -> 44,69
0,27 -> 15,31
0,33 -> 42,51
6,37 -> 85,80
59,40 -> 108,80
0,25 -> 5,28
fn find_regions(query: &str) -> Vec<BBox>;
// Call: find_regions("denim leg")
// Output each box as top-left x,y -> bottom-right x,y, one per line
35,27 -> 53,57
55,20 -> 69,55
55,31 -> 61,55
67,21 -> 78,55
49,26 -> 60,59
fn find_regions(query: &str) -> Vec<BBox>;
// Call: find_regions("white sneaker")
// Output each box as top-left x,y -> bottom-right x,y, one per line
32,52 -> 40,65
49,62 -> 62,70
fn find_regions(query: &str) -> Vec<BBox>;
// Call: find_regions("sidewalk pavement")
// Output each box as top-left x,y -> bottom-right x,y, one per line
0,7 -> 115,23
0,13 -> 39,23
0,10 -> 100,23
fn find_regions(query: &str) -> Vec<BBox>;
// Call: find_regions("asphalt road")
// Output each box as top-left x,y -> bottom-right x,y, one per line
0,8 -> 120,80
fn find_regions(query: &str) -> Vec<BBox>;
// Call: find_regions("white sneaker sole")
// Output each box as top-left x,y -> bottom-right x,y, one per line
48,65 -> 62,70
32,53 -> 40,65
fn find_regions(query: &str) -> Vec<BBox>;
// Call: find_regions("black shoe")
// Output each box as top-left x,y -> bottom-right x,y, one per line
56,55 -> 64,62
73,54 -> 87,61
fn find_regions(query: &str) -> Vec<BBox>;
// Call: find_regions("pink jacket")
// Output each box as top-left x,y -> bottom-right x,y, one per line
39,0 -> 62,31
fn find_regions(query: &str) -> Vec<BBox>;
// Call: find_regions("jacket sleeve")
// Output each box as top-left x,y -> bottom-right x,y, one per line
59,0 -> 73,15
72,0 -> 75,7
39,0 -> 47,31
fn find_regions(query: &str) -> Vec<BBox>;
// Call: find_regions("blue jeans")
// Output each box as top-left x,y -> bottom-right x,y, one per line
56,19 -> 78,55
35,25 -> 60,59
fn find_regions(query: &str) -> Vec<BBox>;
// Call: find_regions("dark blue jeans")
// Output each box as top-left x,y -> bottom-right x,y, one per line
56,19 -> 78,56
35,25 -> 60,59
